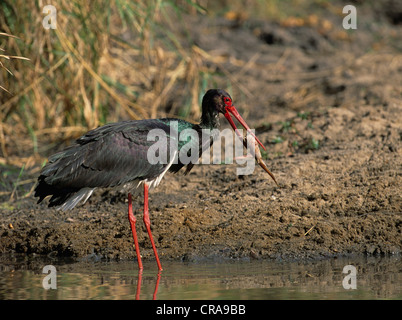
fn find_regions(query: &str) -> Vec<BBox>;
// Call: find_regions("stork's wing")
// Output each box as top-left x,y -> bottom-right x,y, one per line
39,119 -> 178,190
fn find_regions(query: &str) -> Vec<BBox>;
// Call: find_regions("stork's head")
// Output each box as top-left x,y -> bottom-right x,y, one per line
201,89 -> 266,150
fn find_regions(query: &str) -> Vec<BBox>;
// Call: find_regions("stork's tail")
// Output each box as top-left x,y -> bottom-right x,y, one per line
35,177 -> 95,211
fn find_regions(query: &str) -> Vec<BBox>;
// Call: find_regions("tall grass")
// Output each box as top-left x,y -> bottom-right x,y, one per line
0,32 -> 30,93
0,0 -> 208,164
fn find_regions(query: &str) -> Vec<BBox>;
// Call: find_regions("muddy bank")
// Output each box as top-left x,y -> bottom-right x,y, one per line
1,3 -> 401,263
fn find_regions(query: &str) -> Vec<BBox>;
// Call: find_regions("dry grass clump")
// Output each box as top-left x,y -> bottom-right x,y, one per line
0,0 -> 209,166
0,32 -> 30,93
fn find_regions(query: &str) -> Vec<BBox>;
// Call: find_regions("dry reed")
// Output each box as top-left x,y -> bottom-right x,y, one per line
0,0 -> 209,166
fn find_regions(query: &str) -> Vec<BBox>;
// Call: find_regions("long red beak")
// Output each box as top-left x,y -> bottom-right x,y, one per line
224,105 -> 266,151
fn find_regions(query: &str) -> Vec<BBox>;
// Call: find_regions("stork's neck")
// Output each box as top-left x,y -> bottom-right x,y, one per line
200,111 -> 220,130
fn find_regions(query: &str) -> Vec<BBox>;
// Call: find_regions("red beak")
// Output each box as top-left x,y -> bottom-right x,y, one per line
224,103 -> 266,151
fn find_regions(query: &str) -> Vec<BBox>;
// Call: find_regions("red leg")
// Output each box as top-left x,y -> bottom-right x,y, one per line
135,270 -> 142,300
143,183 -> 163,271
128,192 -> 143,270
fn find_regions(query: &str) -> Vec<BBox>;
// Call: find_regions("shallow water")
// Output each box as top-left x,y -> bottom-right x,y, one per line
0,255 -> 400,300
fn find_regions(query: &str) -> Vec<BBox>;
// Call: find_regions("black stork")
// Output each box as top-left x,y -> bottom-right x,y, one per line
35,89 -> 276,271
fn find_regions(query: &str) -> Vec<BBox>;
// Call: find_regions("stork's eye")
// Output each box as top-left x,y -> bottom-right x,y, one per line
223,97 -> 232,108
